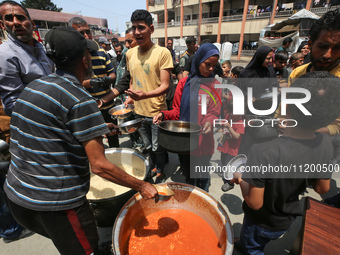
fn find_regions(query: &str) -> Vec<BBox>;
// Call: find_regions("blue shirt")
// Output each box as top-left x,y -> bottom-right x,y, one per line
0,34 -> 54,116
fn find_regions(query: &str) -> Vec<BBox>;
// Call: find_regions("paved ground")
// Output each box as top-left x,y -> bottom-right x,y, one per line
1,131 -> 339,255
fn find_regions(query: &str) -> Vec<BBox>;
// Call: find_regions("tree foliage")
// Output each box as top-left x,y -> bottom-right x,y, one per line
21,0 -> 63,12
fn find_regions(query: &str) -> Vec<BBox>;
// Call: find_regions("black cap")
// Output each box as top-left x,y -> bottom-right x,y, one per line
45,26 -> 98,64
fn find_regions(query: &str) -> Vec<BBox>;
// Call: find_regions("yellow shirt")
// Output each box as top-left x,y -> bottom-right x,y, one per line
276,63 -> 340,135
126,44 -> 173,117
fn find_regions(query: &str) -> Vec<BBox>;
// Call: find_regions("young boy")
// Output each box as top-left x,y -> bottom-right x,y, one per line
218,99 -> 245,192
229,66 -> 244,81
286,52 -> 304,76
232,71 -> 340,255
125,10 -> 173,181
273,50 -> 289,87
221,60 -> 232,78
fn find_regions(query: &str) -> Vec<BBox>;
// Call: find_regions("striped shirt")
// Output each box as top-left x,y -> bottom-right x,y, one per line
87,47 -> 115,111
5,70 -> 109,211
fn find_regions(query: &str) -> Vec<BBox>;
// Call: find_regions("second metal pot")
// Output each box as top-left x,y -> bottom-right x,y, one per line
157,120 -> 201,154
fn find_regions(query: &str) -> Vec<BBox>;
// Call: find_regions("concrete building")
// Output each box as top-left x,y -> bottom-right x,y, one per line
0,8 -> 120,42
147,0 -> 339,59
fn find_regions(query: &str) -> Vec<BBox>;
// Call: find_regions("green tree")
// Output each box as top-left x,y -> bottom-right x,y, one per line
21,0 -> 63,12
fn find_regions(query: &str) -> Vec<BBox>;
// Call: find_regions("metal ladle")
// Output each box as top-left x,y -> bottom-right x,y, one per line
153,184 -> 175,202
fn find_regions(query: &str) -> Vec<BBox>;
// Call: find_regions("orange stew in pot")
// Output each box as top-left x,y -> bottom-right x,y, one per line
112,109 -> 132,116
126,208 -> 221,255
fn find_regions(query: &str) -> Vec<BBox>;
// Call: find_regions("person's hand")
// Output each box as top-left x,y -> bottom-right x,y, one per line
224,122 -> 230,129
202,121 -> 212,134
90,76 -> 112,88
95,98 -> 104,108
230,172 -> 243,185
124,97 -> 134,107
125,89 -> 146,101
153,113 -> 163,124
105,123 -> 120,136
138,182 -> 159,202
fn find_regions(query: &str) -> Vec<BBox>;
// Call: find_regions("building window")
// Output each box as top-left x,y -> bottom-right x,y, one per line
202,13 -> 209,19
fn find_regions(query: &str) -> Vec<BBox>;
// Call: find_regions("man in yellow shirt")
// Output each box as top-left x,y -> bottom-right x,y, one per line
125,10 -> 173,181
278,8 -> 340,136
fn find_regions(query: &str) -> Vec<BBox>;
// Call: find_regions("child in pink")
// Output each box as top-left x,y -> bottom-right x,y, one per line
218,99 -> 245,192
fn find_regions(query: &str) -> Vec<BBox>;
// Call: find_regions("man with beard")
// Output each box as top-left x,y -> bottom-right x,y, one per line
4,27 -> 157,255
113,43 -> 123,66
286,8 -> 340,135
111,43 -> 124,73
167,38 -> 176,62
0,0 -> 54,116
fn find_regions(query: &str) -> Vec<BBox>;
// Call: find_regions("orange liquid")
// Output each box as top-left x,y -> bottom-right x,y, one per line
112,109 -> 132,116
125,209 -> 222,255
128,127 -> 137,133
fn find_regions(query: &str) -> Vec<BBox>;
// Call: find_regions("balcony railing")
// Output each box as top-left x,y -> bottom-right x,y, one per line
310,5 -> 339,15
153,5 -> 340,29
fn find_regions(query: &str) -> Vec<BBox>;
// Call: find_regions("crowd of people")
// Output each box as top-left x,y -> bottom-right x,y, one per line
0,0 -> 340,254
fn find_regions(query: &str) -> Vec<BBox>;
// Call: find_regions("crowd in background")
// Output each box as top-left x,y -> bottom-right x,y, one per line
0,1 -> 340,254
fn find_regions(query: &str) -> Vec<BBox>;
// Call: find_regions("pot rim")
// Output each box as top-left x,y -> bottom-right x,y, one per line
108,104 -> 135,118
87,148 -> 149,202
158,120 -> 201,134
118,118 -> 144,128
112,182 -> 234,255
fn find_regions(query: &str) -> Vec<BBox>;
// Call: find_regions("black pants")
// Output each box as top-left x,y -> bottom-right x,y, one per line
6,198 -> 99,255
101,109 -> 119,148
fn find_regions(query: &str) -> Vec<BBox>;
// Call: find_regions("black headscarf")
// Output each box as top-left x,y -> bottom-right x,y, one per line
237,46 -> 277,98
179,43 -> 220,123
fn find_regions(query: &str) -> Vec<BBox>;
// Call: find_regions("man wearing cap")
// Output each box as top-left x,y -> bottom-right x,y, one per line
0,1 -> 54,116
98,36 -> 111,52
4,26 -> 157,255
69,17 -> 119,148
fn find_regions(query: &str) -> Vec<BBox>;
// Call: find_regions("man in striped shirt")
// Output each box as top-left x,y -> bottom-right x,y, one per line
4,27 -> 157,255
69,17 -> 119,148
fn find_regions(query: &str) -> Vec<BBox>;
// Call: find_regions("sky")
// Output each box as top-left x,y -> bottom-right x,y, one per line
53,0 -> 147,35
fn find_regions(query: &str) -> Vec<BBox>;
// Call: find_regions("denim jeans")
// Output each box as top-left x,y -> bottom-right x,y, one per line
0,174 -> 23,239
239,214 -> 287,255
137,116 -> 165,173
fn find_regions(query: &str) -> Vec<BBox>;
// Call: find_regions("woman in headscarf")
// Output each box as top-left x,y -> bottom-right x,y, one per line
237,46 -> 277,98
153,43 -> 222,192
297,41 -> 311,64
237,46 -> 279,156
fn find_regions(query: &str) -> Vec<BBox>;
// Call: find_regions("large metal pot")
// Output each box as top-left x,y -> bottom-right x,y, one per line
87,148 -> 150,227
158,120 -> 201,154
113,182 -> 234,255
